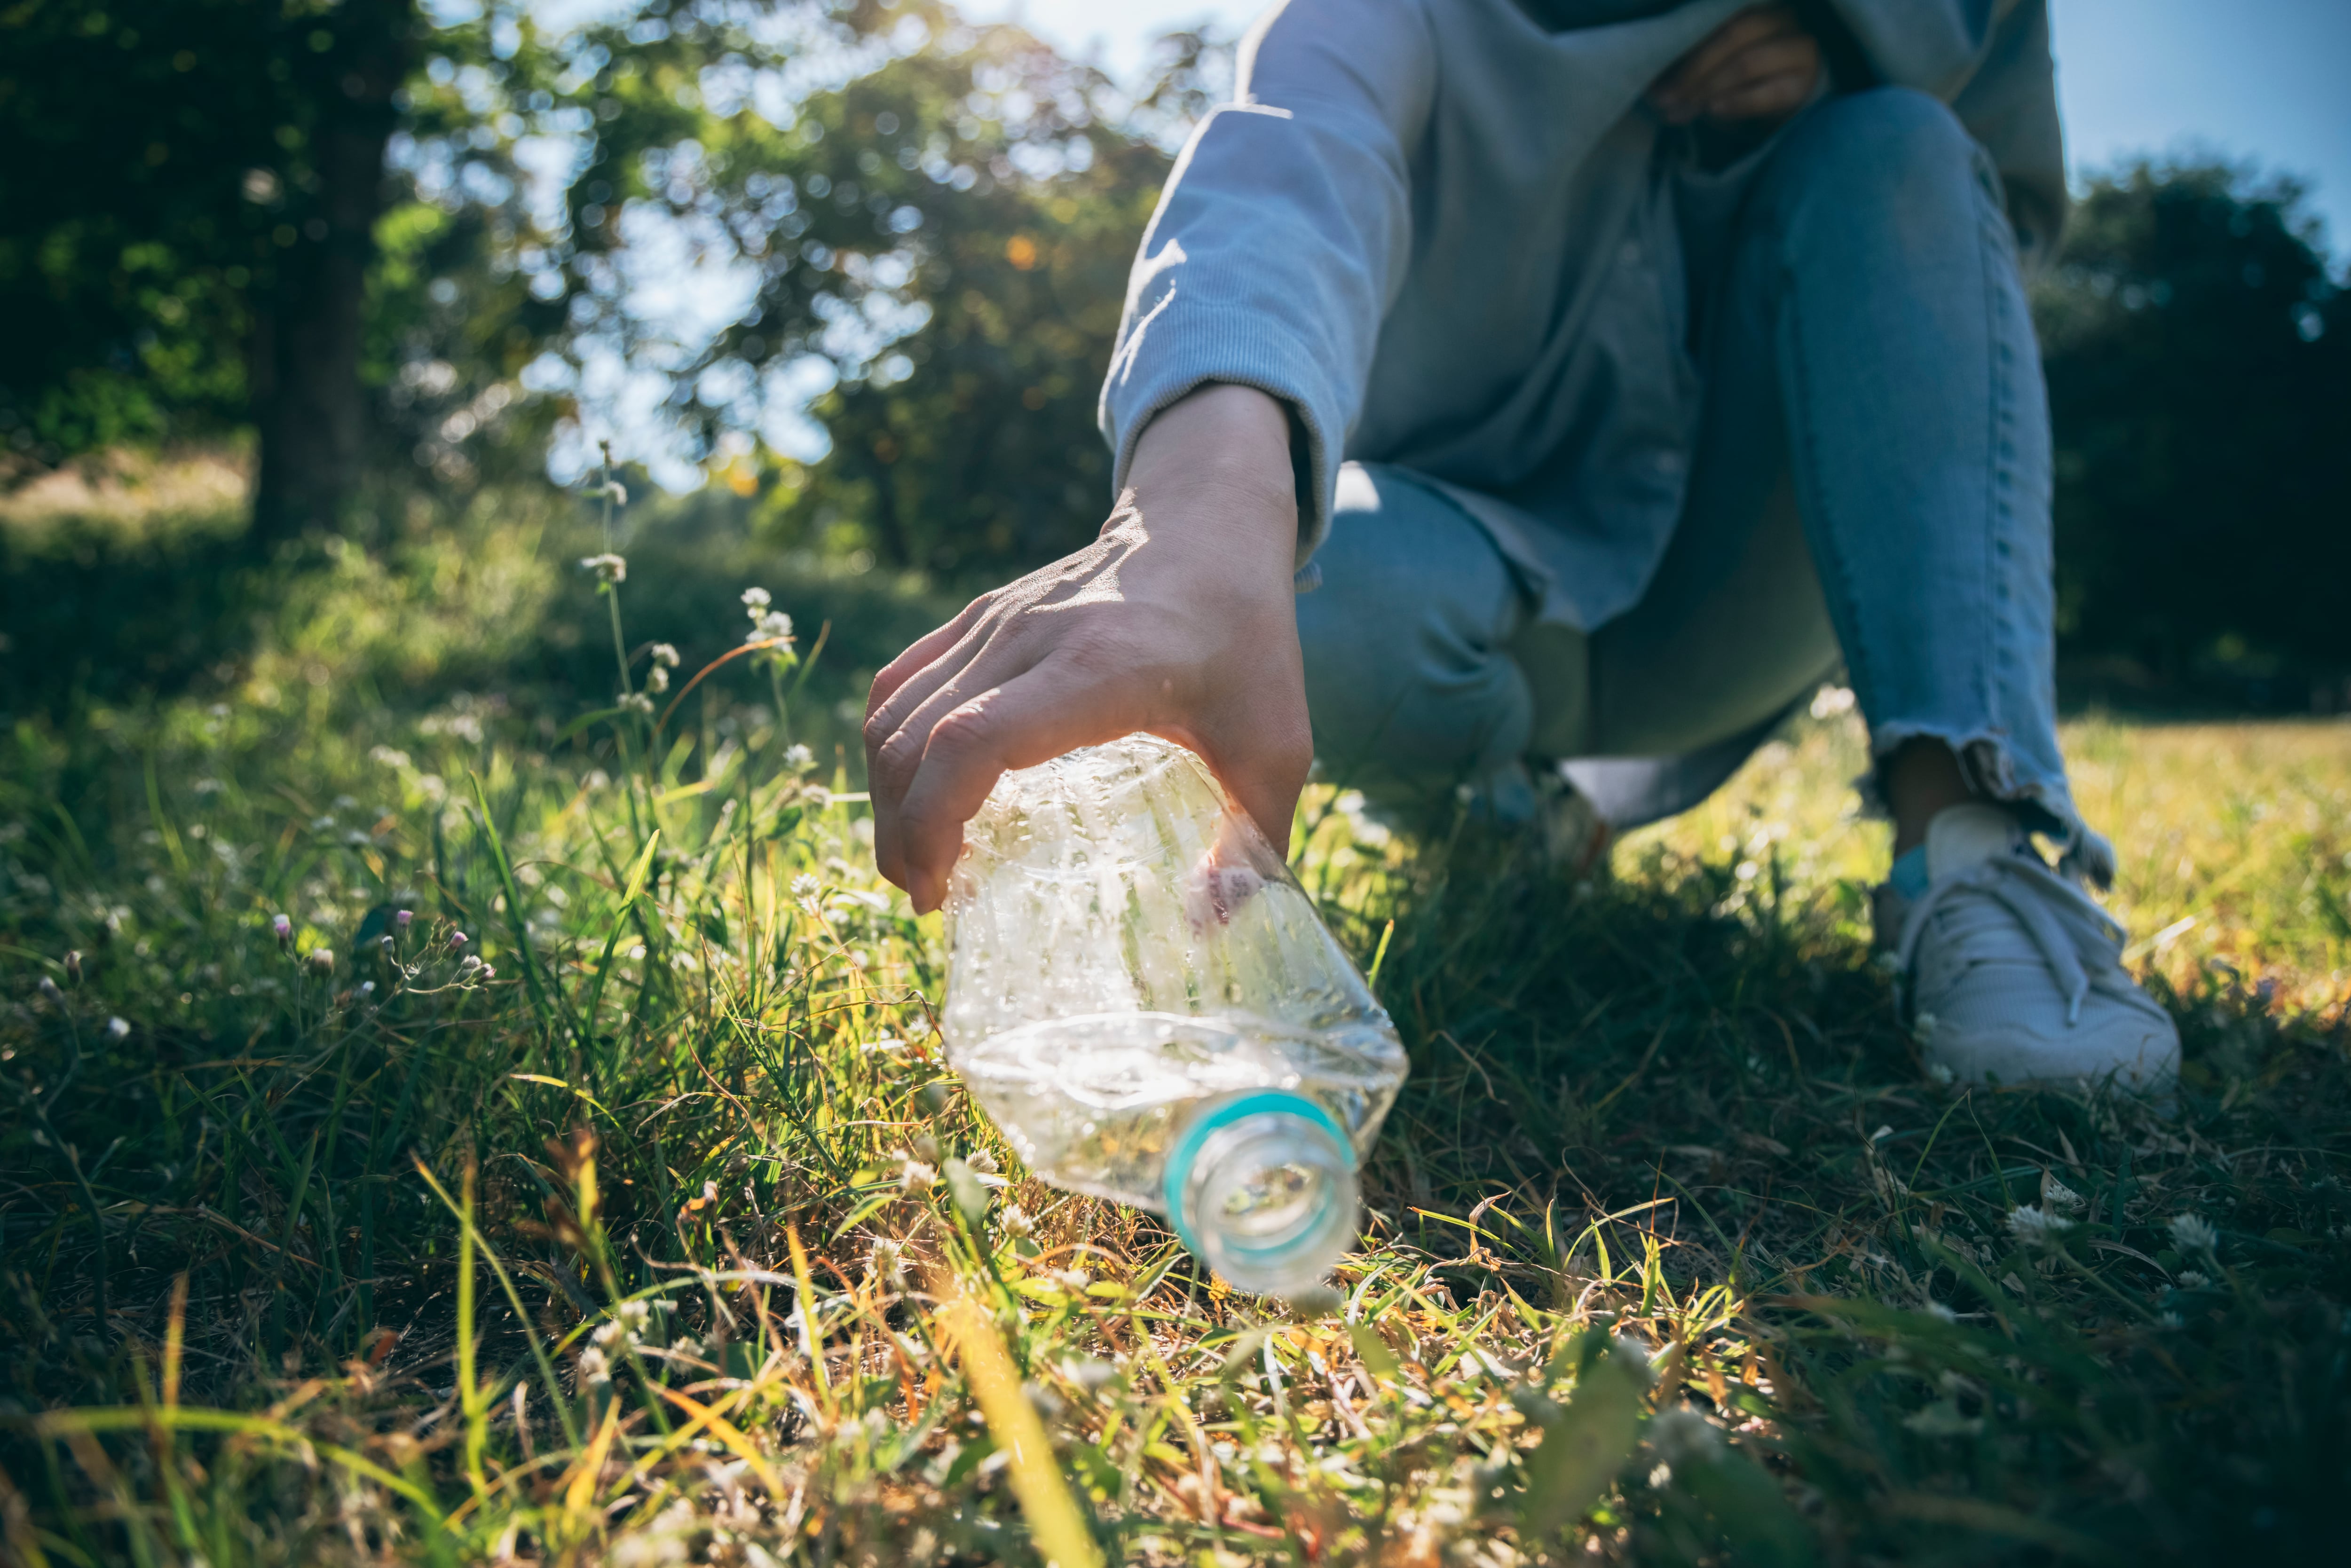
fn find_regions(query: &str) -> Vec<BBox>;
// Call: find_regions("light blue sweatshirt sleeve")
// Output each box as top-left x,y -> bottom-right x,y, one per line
1097,0 -> 1438,563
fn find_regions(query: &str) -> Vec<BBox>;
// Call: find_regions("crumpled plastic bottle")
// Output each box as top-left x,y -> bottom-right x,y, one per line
940,733 -> 1408,1298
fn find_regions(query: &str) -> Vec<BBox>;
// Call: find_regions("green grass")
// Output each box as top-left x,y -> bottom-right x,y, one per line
3,496 -> 2348,1565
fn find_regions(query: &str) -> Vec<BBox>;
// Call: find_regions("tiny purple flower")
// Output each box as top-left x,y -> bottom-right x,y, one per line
478,964 -> 497,980
450,930 -> 468,951
272,913 -> 292,944
394,909 -> 413,930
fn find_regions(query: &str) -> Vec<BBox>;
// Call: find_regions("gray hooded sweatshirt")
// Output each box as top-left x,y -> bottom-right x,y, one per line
1097,0 -> 2066,632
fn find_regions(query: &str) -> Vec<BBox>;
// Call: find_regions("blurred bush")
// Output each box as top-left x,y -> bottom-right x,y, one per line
2035,162 -> 2351,709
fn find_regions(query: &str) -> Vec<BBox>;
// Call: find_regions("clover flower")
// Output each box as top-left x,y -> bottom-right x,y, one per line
741,587 -> 771,610
747,609 -> 794,645
580,552 -> 627,584
784,742 -> 815,771
645,665 -> 670,694
2170,1213 -> 2220,1256
790,874 -> 820,899
2007,1204 -> 2075,1249
650,644 -> 680,669
576,1346 -> 613,1386
618,692 -> 655,716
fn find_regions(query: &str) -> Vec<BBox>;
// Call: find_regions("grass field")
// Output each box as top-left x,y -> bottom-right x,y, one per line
3,496 -> 2348,1565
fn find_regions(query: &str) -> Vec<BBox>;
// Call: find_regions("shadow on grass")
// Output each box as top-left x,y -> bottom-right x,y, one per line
1348,841 -> 2350,1560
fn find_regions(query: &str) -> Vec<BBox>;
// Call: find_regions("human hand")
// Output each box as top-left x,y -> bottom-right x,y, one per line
862,384 -> 1312,913
1649,4 -> 1822,127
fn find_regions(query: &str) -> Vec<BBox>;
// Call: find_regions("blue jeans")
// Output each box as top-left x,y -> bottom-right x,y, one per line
1297,89 -> 2103,873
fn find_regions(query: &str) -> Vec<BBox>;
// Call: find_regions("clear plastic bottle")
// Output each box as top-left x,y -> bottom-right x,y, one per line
941,733 -> 1408,1298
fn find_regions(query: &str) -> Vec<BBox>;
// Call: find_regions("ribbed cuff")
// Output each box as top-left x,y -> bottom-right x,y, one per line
1098,301 -> 1349,569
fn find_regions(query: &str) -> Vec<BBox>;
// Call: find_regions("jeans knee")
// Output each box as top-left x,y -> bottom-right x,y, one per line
1297,466 -> 1533,794
1772,87 -> 1985,212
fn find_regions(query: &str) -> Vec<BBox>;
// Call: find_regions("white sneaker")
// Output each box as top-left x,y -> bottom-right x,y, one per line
1887,804 -> 2180,1095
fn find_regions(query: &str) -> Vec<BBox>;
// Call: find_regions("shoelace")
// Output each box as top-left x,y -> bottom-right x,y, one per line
1893,852 -> 2125,1027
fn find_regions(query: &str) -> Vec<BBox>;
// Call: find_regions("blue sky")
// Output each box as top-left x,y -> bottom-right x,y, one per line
968,0 -> 2351,257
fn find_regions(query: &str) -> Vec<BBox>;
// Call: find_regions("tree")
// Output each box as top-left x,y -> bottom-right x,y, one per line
574,19 -> 1224,583
2035,162 -> 2351,690
0,0 -> 417,541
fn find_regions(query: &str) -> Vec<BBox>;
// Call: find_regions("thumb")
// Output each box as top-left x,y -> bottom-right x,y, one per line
1181,700 -> 1315,860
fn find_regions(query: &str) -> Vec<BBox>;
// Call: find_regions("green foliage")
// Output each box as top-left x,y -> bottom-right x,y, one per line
0,0 -> 373,454
671,27 -> 1214,578
2035,161 -> 2351,693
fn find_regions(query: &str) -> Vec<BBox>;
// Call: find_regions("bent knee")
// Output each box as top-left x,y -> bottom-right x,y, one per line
1775,86 -> 1983,202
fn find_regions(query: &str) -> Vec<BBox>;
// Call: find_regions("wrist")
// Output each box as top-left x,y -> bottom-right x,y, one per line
1125,384 -> 1299,570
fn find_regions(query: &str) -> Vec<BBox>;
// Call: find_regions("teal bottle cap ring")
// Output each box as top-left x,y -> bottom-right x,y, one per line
1161,1090 -> 1351,1261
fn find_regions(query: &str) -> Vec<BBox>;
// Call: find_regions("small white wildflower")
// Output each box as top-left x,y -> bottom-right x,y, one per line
1926,1301 -> 1958,1323
601,481 -> 628,505
616,1300 -> 652,1332
740,586 -> 772,610
618,692 -> 655,716
105,1016 -> 130,1040
1927,1062 -> 1957,1085
783,742 -> 815,771
900,1158 -> 937,1192
965,1149 -> 999,1175
645,665 -> 670,694
790,873 -> 820,899
1050,1268 -> 1091,1292
2177,1269 -> 2211,1289
37,976 -> 62,1003
2043,1175 -> 2086,1213
1061,1355 -> 1116,1390
2007,1204 -> 2075,1249
999,1203 -> 1035,1238
869,1237 -> 907,1286
1809,684 -> 1857,720
458,954 -> 482,977
649,643 -> 680,668
592,1319 -> 626,1350
580,552 -> 627,584
747,609 -> 794,644
576,1346 -> 613,1385
2170,1214 -> 2220,1256
2157,1310 -> 2185,1330
307,947 -> 335,973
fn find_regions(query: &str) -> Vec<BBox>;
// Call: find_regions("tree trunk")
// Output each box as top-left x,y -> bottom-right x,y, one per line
248,0 -> 412,548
